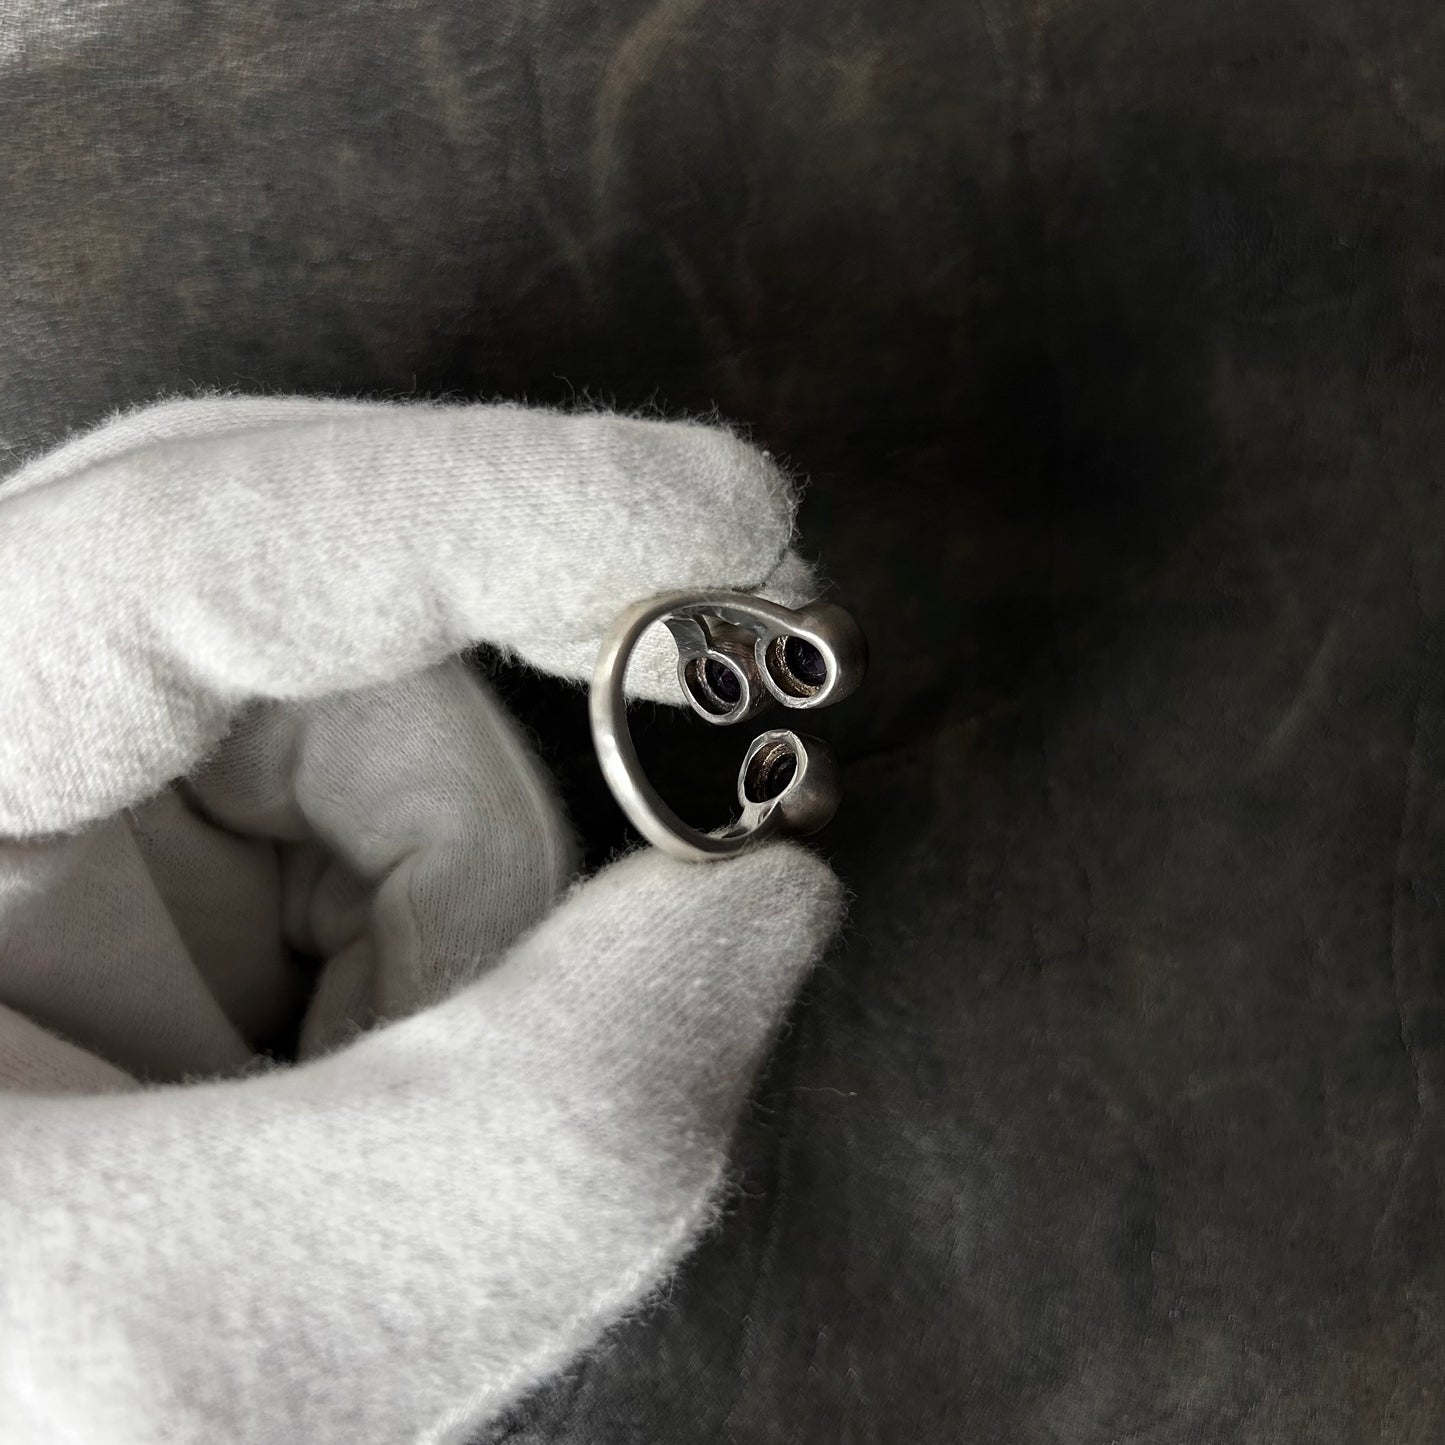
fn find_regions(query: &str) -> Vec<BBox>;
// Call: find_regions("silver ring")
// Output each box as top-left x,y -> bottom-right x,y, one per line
589,591 -> 867,861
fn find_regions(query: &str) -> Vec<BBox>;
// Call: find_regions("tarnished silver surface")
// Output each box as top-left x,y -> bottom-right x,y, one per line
590,592 -> 866,861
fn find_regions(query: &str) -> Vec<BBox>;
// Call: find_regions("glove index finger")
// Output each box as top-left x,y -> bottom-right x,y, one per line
0,397 -> 807,836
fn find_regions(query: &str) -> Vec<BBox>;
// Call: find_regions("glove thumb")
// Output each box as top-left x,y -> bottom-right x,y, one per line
0,843 -> 843,1445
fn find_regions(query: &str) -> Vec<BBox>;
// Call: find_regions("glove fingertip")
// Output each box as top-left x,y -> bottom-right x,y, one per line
570,840 -> 845,1005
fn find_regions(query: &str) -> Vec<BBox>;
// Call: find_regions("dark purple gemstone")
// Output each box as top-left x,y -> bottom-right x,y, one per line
704,658 -> 742,707
783,636 -> 828,689
757,748 -> 797,798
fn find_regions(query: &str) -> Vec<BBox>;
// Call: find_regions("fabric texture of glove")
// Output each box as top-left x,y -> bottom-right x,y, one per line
0,395 -> 844,1444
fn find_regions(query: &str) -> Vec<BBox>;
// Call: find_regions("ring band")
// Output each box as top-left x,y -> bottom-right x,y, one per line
589,591 -> 867,861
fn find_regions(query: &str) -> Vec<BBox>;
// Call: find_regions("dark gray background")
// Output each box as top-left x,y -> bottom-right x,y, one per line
5,3 -> 1444,1439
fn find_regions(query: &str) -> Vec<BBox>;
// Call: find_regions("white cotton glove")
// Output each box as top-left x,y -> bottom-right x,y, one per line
0,396 -> 843,1445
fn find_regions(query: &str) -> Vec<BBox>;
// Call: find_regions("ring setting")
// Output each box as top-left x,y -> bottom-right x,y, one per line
589,591 -> 867,861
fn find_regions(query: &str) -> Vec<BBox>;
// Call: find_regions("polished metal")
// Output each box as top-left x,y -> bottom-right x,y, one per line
590,591 -> 866,861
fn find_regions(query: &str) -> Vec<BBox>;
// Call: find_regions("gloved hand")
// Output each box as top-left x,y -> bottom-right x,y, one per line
0,396 -> 843,1445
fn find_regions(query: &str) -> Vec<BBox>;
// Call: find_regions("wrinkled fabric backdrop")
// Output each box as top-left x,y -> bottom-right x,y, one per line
4,3 -> 1444,1440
